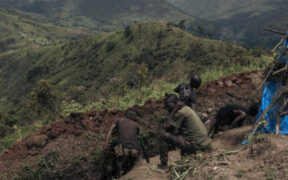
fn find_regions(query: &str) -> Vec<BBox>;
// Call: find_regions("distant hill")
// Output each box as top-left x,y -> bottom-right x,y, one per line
166,0 -> 275,20
0,22 -> 269,113
0,7 -> 90,53
167,0 -> 288,47
0,0 -> 192,30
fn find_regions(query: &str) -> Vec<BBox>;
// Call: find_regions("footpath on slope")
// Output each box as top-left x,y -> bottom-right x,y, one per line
0,70 -> 264,179
122,126 -> 288,180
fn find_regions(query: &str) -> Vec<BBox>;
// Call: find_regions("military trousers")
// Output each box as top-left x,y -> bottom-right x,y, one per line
159,131 -> 211,164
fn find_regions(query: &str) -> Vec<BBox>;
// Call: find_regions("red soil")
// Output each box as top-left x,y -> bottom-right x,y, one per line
0,70 -> 264,178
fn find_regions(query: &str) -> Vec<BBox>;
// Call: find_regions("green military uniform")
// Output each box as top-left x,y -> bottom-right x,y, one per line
159,106 -> 212,164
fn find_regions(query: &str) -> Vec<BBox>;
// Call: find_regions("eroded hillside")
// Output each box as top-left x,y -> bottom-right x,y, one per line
0,70 -> 263,179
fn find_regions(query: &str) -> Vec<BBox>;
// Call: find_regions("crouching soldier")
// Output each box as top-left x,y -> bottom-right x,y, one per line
104,110 -> 140,177
158,94 -> 212,169
216,103 -> 259,132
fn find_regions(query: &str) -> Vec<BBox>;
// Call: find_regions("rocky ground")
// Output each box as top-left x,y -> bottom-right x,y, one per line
0,70 -> 270,179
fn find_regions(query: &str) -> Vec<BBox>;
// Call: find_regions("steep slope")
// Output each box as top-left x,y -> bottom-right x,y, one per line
0,71 -> 264,179
0,7 -> 90,53
0,22 -> 269,113
167,0 -> 288,47
0,0 -> 192,30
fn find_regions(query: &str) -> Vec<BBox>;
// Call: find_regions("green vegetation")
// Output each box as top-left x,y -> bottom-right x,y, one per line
0,0 -> 191,31
0,22 -> 273,113
263,168 -> 275,180
0,122 -> 43,152
62,56 -> 272,114
0,22 -> 273,152
0,7 -> 90,53
13,152 -> 64,180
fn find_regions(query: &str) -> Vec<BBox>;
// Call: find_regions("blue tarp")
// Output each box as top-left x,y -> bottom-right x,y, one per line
254,34 -> 288,134
255,79 -> 288,134
242,34 -> 288,144
277,33 -> 288,63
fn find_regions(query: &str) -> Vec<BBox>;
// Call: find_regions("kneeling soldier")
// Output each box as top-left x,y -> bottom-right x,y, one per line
158,94 -> 212,169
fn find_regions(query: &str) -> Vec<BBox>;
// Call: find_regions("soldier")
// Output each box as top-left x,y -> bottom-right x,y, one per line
216,103 -> 259,132
104,110 -> 140,176
174,74 -> 202,109
158,94 -> 212,169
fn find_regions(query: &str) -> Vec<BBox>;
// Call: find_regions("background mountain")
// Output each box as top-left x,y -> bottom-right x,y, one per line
0,0 -> 192,30
0,7 -> 90,53
0,22 -> 270,115
167,0 -> 288,47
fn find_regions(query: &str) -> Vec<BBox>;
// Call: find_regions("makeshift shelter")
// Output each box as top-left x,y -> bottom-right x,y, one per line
255,32 -> 288,134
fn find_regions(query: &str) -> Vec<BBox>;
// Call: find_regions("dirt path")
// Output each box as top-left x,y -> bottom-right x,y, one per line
121,151 -> 180,180
122,126 -> 288,180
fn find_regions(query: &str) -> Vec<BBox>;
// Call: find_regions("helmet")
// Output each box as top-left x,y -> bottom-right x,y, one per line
189,74 -> 202,89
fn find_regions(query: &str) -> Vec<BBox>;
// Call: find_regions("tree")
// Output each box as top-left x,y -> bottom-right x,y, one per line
30,79 -> 57,114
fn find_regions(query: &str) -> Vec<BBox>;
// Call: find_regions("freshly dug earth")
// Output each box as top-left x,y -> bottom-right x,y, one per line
0,70 -> 265,179
122,126 -> 288,180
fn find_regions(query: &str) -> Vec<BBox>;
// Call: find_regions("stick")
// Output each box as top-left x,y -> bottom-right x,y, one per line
272,38 -> 284,52
271,65 -> 288,76
263,27 -> 286,36
256,69 -> 273,91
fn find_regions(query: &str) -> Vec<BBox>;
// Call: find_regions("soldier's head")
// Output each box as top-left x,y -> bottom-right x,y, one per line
126,109 -> 139,121
189,74 -> 202,89
164,93 -> 179,112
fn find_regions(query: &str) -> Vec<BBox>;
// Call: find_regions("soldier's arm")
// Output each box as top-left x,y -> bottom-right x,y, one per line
231,110 -> 247,127
169,110 -> 185,134
104,123 -> 116,150
166,106 -> 180,131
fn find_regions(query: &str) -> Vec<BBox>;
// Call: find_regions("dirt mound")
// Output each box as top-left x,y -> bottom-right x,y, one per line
197,70 -> 263,115
122,127 -> 288,180
0,70 -> 264,179
195,133 -> 288,180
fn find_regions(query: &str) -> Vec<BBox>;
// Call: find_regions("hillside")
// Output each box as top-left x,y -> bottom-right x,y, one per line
166,0 -> 275,20
0,71 -> 265,179
167,0 -> 288,47
0,0 -> 192,30
0,22 -> 271,114
0,7 -> 90,53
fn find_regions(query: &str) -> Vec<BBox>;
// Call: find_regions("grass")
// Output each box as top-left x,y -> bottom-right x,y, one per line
61,55 -> 272,114
0,122 -> 44,152
0,21 -> 273,113
0,0 -> 191,31
0,22 -> 274,152
263,168 -> 275,180
0,54 -> 272,152
0,7 -> 90,53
